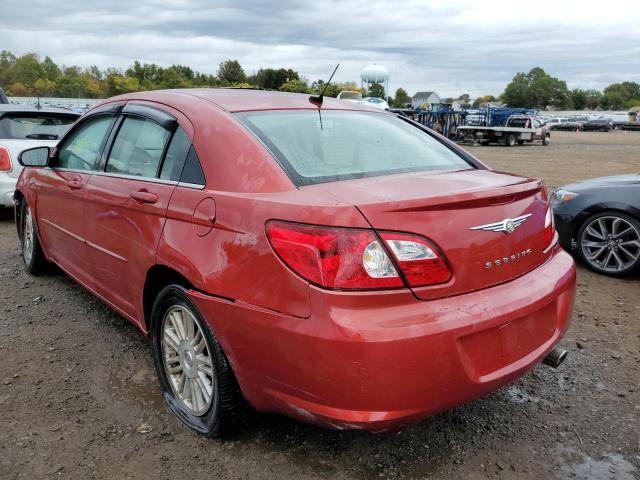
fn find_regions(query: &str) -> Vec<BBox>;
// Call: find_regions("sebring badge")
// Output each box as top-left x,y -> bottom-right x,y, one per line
469,214 -> 532,235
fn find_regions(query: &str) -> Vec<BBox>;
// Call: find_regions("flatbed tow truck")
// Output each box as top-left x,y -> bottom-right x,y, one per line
457,115 -> 551,146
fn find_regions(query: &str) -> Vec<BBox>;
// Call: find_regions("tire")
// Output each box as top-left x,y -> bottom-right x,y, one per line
576,211 -> 640,276
542,134 -> 551,146
517,140 -> 525,145
505,134 -> 516,146
20,200 -> 48,274
150,285 -> 242,437
479,140 -> 490,146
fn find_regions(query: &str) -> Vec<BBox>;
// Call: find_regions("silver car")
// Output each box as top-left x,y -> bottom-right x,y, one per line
0,105 -> 79,207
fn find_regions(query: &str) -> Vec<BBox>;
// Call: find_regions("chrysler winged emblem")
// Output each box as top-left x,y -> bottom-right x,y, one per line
469,214 -> 532,235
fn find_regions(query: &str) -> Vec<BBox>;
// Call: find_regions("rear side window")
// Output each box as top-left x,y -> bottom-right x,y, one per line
0,114 -> 77,140
106,116 -> 170,178
55,115 -> 113,170
180,147 -> 206,186
238,110 -> 471,186
159,127 -> 190,181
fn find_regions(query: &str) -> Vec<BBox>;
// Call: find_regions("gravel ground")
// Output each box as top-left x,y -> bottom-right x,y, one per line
0,131 -> 639,480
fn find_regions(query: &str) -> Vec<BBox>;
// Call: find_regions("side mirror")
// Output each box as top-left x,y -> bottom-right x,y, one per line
18,146 -> 50,167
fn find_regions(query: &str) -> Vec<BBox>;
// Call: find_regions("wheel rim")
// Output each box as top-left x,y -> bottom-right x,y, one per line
23,206 -> 34,264
581,216 -> 640,272
161,305 -> 215,416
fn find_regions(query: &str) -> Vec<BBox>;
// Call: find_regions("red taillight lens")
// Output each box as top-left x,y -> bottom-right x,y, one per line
379,232 -> 451,286
267,221 -> 403,290
0,147 -> 11,172
543,207 -> 555,249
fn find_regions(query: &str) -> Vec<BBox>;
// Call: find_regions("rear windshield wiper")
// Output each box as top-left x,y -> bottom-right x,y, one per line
25,133 -> 58,140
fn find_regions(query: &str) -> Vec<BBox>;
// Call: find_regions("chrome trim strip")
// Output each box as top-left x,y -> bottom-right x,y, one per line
93,170 -> 178,186
41,217 -> 84,243
41,217 -> 127,262
177,181 -> 205,190
86,240 -> 127,262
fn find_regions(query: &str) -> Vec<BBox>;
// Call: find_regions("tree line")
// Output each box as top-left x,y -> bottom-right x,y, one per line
0,51 -> 366,100
1,51 -> 638,111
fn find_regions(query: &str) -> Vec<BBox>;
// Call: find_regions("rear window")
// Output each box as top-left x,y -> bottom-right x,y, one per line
238,110 -> 472,186
0,113 -> 77,140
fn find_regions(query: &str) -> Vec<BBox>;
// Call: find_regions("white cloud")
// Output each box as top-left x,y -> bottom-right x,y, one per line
1,0 -> 639,97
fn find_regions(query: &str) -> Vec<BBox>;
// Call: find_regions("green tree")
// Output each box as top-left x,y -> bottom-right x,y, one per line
368,82 -> 385,98
601,82 -> 640,109
391,87 -> 411,107
250,68 -> 299,90
34,78 -> 56,96
217,60 -> 246,84
472,95 -> 497,108
41,56 -> 61,81
502,67 -> 570,109
584,89 -> 602,109
13,53 -> 42,89
279,79 -> 309,93
570,89 -> 588,110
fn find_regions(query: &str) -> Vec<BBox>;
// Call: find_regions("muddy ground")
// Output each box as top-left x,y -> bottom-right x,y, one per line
0,131 -> 639,480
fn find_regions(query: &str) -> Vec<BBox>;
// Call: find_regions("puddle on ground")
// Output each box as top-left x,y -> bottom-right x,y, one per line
506,385 -> 543,404
558,448 -> 637,480
107,368 -> 164,410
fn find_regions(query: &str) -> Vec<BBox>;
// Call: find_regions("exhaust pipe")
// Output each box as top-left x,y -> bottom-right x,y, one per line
542,348 -> 567,368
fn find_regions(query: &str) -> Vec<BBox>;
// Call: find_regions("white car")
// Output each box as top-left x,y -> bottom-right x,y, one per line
362,97 -> 390,110
0,105 -> 79,208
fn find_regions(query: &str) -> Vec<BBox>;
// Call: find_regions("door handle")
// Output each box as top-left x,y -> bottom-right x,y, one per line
129,190 -> 158,204
65,179 -> 83,190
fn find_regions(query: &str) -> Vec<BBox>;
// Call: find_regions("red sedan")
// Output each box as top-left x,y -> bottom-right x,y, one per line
14,89 -> 576,437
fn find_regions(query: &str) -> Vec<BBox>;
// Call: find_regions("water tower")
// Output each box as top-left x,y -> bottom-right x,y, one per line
360,64 -> 389,99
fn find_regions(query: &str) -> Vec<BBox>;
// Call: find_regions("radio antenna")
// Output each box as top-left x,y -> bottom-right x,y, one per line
309,64 -> 340,106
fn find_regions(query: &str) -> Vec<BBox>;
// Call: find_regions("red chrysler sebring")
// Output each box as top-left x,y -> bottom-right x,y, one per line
14,89 -> 576,437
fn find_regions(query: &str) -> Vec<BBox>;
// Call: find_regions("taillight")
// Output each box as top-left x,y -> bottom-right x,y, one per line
0,147 -> 11,172
379,232 -> 451,286
542,207 -> 555,249
266,221 -> 403,290
266,221 -> 452,290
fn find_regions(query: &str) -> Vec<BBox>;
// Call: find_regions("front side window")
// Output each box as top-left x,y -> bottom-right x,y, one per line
238,110 -> 472,186
106,116 -> 170,178
55,115 -> 113,170
0,114 -> 77,140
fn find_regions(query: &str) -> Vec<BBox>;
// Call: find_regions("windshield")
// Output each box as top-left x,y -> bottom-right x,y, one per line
238,110 -> 472,186
0,113 -> 77,140
338,91 -> 362,100
508,118 -> 530,128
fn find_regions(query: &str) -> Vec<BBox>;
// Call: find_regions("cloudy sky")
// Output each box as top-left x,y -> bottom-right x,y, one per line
3,0 -> 639,97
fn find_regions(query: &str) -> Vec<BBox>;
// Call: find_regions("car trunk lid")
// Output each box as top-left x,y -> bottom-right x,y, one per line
308,169 -> 551,300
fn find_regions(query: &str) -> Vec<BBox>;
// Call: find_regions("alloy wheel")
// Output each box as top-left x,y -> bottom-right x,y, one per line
161,305 -> 215,416
22,205 -> 34,265
580,215 -> 640,273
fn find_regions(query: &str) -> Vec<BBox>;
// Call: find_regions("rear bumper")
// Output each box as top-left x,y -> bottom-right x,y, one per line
188,248 -> 576,431
0,174 -> 16,207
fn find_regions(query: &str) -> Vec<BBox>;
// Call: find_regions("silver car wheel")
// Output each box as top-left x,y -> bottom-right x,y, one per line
22,205 -> 34,265
580,215 -> 640,273
161,305 -> 215,416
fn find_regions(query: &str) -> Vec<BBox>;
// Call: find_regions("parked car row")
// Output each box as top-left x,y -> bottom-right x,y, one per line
547,118 -> 614,131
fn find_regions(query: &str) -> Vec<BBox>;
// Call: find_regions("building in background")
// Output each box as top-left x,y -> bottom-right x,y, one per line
411,91 -> 441,109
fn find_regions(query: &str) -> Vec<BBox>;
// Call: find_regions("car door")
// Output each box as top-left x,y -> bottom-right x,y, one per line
83,103 -> 178,323
34,108 -> 119,288
533,119 -> 543,139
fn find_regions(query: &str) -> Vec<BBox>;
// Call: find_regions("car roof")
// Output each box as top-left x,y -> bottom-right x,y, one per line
0,104 -> 80,116
108,88 -> 386,113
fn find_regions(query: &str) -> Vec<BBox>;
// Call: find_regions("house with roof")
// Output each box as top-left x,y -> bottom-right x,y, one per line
411,91 -> 441,109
